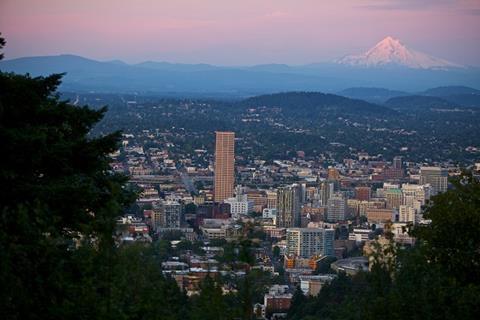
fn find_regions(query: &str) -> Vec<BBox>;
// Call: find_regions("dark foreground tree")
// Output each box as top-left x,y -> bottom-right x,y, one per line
0,47 -> 125,318
0,35 -> 188,319
412,172 -> 480,285
0,33 -> 5,60
190,276 -> 228,320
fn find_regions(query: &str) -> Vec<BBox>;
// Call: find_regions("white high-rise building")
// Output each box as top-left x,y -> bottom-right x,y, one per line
286,228 -> 335,258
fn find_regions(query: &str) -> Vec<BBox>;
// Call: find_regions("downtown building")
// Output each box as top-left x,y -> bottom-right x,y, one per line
326,193 -> 346,222
150,200 -> 183,230
266,190 -> 278,209
355,186 -> 371,201
420,166 -> 448,195
214,131 -> 235,203
401,183 -> 432,221
385,188 -> 403,209
276,184 -> 302,228
224,188 -> 253,220
319,180 -> 335,206
164,200 -> 182,228
399,205 -> 415,223
286,228 -> 335,258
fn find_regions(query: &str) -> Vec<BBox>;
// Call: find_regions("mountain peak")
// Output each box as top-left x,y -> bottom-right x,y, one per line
372,36 -> 404,51
336,36 -> 462,70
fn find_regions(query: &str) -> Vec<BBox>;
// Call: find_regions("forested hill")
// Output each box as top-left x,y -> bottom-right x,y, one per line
385,86 -> 480,110
239,92 -> 396,116
385,95 -> 464,110
421,85 -> 480,96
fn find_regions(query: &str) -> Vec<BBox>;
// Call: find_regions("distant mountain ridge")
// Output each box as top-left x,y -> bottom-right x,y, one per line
1,53 -> 479,94
135,61 -> 220,72
337,85 -> 480,107
421,86 -> 480,96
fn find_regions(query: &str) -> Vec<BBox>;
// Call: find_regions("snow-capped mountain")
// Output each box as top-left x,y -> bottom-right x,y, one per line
336,36 -> 462,69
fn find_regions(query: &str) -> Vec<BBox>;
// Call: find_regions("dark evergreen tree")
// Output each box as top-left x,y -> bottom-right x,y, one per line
0,58 -> 131,318
190,276 -> 228,320
287,286 -> 306,318
0,35 -> 186,319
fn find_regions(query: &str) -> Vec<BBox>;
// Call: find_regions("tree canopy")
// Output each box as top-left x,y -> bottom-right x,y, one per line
0,34 -> 188,319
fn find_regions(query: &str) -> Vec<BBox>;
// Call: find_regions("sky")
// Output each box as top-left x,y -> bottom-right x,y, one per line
1,0 -> 480,66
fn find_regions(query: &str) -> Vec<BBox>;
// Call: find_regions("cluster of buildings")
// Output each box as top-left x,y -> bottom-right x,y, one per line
110,129 -> 477,320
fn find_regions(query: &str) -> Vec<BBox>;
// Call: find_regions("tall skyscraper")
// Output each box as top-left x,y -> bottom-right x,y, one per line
214,131 -> 235,203
276,184 -> 301,228
420,167 -> 448,195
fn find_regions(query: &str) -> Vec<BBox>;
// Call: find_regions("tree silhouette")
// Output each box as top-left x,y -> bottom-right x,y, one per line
0,33 -> 5,60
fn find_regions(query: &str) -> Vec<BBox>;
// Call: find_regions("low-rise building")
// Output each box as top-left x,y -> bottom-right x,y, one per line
349,228 -> 373,243
264,285 -> 292,316
299,274 -> 337,296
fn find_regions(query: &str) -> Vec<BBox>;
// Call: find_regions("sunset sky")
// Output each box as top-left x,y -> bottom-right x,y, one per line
1,0 -> 479,66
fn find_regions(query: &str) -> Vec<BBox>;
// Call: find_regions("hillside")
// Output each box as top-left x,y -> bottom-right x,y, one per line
442,94 -> 480,108
418,86 -> 480,108
385,95 -> 463,110
421,86 -> 480,96
338,87 -> 408,103
240,92 -> 395,116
